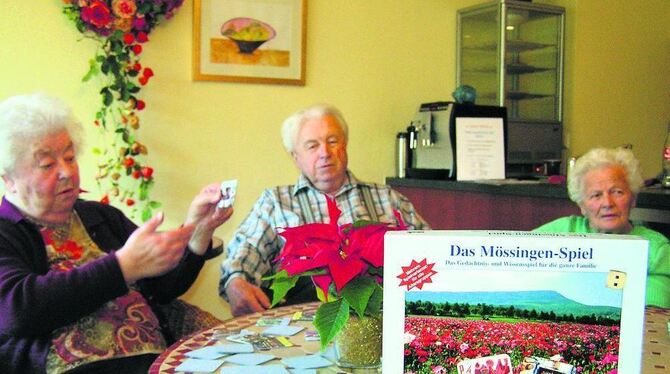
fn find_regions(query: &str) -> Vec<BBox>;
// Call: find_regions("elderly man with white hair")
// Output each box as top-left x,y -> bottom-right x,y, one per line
220,104 -> 429,316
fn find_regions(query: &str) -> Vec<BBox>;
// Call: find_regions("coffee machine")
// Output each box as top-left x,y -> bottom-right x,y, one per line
405,102 -> 507,180
405,102 -> 454,179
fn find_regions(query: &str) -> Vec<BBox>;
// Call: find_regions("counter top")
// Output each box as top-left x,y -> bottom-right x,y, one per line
386,177 -> 670,210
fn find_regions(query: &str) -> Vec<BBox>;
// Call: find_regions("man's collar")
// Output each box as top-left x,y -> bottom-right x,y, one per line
292,170 -> 360,197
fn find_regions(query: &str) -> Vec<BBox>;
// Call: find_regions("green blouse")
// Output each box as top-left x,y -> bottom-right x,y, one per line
535,215 -> 670,308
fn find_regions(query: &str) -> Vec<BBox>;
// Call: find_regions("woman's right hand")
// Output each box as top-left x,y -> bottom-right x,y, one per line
116,212 -> 196,284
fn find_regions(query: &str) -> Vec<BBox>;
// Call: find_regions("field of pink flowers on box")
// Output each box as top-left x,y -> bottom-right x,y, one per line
404,316 -> 619,374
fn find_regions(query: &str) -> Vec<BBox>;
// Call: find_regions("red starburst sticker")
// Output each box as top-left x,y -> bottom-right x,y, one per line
397,258 -> 438,291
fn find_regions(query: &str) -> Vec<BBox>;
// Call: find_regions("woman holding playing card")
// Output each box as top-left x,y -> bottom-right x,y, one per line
0,93 -> 233,374
535,147 -> 670,308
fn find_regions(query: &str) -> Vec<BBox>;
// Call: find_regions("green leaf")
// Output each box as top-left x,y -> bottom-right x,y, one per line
365,284 -> 383,316
139,184 -> 149,201
352,219 -> 377,228
341,276 -> 376,318
102,89 -> 113,107
101,59 -> 109,74
313,299 -> 350,350
141,206 -> 152,222
266,270 -> 298,307
91,147 -> 102,155
149,201 -> 162,209
82,58 -> 99,82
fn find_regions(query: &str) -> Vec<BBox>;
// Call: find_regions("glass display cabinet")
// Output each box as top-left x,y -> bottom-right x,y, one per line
457,0 -> 565,177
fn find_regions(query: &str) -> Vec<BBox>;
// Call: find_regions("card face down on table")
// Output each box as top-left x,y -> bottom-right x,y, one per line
383,230 -> 649,374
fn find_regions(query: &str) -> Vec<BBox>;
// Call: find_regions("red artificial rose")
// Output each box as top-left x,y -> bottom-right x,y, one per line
133,62 -> 142,71
123,33 -> 135,45
132,44 -> 142,55
136,100 -> 146,110
132,16 -> 147,31
136,31 -> 149,43
123,157 -> 135,168
112,0 -> 137,19
138,76 -> 148,86
131,169 -> 141,179
126,198 -> 135,206
101,195 -> 110,204
142,67 -> 154,78
81,1 -> 113,29
141,167 -> 154,179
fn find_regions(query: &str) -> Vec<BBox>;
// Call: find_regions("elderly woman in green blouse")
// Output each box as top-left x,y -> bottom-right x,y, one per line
535,147 -> 670,308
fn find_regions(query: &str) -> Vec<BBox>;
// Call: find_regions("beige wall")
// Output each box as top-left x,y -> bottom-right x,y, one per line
1,0 -> 669,319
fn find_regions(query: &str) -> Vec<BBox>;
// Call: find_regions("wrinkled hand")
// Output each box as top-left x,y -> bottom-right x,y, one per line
116,213 -> 195,284
226,277 -> 271,317
185,182 -> 234,255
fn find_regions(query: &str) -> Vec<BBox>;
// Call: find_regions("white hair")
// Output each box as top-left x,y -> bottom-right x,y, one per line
0,93 -> 84,175
568,147 -> 644,205
280,104 -> 349,153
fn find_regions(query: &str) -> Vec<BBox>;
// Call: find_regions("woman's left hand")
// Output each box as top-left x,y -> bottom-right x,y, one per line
184,182 -> 234,255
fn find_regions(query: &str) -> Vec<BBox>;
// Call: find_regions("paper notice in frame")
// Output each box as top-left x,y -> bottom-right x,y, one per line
382,230 -> 649,374
455,117 -> 505,180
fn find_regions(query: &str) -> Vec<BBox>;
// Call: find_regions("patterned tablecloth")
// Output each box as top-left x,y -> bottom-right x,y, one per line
150,304 -> 669,373
148,302 -> 342,373
643,306 -> 670,373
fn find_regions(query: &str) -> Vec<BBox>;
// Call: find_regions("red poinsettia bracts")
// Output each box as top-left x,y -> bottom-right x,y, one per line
276,196 -> 402,295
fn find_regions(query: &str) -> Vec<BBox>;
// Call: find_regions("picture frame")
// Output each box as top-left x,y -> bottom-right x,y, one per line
193,0 -> 307,85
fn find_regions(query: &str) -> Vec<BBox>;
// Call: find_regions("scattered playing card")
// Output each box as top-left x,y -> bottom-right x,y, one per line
225,330 -> 255,344
237,334 -> 292,350
291,311 -> 315,321
304,330 -> 320,341
281,354 -> 333,369
220,364 -> 290,374
261,325 -> 304,336
289,370 -> 317,374
217,343 -> 254,354
224,353 -> 276,366
218,179 -> 238,208
185,346 -> 227,360
256,317 -> 291,327
174,358 -> 223,372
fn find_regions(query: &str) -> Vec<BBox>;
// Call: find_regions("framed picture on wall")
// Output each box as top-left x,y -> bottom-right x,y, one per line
193,0 -> 307,85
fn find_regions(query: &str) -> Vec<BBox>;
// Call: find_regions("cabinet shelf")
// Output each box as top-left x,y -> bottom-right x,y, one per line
506,40 -> 554,53
462,40 -> 555,53
506,91 -> 553,100
457,0 -> 564,164
479,91 -> 554,101
505,63 -> 552,75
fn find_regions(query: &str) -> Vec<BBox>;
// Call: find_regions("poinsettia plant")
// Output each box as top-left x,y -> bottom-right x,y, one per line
62,0 -> 184,221
266,197 -> 406,349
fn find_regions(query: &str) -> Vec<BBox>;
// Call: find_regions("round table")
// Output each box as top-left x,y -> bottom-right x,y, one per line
149,302 -> 354,373
643,306 -> 670,373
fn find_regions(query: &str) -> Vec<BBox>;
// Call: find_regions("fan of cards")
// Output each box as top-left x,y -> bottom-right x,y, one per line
217,179 -> 238,208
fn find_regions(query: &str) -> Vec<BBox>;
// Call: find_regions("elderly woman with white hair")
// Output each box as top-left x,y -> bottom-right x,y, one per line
0,93 -> 233,374
535,147 -> 670,308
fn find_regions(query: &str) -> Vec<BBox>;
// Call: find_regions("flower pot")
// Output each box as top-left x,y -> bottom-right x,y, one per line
334,314 -> 382,369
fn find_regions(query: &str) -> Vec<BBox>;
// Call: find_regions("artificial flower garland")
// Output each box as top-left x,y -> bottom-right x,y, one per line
62,0 -> 184,221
